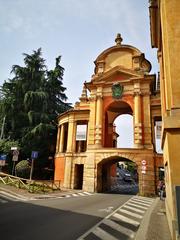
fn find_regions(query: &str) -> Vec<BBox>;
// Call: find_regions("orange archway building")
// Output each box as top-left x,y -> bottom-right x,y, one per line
54,34 -> 163,195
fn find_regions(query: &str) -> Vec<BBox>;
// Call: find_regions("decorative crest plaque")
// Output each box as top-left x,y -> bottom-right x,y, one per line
112,83 -> 124,99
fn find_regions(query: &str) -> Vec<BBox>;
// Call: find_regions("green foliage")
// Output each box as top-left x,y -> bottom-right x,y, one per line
0,48 -> 71,177
15,160 -> 30,179
0,139 -> 20,154
126,162 -> 137,173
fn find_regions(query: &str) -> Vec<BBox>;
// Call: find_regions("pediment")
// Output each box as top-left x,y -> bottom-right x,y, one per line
92,65 -> 143,83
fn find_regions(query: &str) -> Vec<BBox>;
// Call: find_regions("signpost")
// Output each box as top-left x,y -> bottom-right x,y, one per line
141,160 -> 147,194
12,149 -> 19,175
30,151 -> 38,181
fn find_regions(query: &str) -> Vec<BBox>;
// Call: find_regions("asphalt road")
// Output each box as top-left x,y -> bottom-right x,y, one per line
0,193 -> 132,240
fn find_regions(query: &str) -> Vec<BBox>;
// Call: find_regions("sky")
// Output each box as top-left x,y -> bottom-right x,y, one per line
0,0 -> 160,150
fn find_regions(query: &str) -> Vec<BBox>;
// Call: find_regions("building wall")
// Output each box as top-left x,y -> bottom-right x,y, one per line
150,0 -> 180,238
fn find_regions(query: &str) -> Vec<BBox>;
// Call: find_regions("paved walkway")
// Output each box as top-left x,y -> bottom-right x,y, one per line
136,197 -> 172,240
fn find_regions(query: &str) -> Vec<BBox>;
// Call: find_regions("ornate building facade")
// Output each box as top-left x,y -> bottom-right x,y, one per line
149,1 -> 180,239
54,34 -> 163,196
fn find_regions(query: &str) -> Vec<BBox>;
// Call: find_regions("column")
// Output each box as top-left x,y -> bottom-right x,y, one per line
66,118 -> 75,152
63,157 -> 72,188
142,92 -> 153,148
134,90 -> 143,148
59,124 -> 65,153
87,95 -> 96,148
55,126 -> 61,153
95,88 -> 103,147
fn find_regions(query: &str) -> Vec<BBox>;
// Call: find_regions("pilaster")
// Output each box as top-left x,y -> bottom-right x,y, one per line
56,126 -> 61,153
87,95 -> 96,148
95,91 -> 103,147
134,89 -> 143,148
59,124 -> 65,153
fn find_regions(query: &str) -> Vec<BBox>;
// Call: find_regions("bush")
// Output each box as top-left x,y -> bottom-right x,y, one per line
15,160 -> 31,179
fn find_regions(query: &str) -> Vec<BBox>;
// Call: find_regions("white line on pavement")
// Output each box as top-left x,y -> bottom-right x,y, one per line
113,212 -> 140,227
123,205 -> 145,214
103,218 -> 135,239
118,209 -> 143,219
93,226 -> 119,240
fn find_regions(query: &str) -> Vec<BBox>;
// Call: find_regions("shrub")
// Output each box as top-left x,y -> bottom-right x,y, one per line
15,160 -> 31,179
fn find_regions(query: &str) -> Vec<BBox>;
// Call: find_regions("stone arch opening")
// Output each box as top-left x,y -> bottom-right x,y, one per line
97,156 -> 138,194
103,100 -> 133,148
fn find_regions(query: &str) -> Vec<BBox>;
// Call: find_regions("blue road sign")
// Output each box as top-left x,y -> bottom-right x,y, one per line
31,151 -> 38,159
0,154 -> 7,160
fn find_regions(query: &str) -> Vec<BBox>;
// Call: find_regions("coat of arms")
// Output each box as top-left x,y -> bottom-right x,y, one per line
112,83 -> 124,99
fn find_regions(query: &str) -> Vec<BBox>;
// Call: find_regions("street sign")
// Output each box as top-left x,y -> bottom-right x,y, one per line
31,151 -> 38,159
13,150 -> 19,156
141,165 -> 147,171
0,160 -> 5,166
0,154 -> 7,166
141,160 -> 146,165
12,155 -> 18,161
0,154 -> 7,160
11,147 -> 18,150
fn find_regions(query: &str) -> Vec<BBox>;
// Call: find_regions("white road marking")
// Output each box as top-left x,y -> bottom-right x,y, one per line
93,226 -> 119,240
134,196 -> 154,202
78,193 -> 86,196
113,212 -> 140,227
126,202 -> 148,210
131,198 -> 152,205
83,192 -> 92,195
103,218 -> 135,238
0,198 -> 8,203
123,205 -> 145,214
118,208 -> 143,219
130,200 -> 151,207
72,194 -> 79,197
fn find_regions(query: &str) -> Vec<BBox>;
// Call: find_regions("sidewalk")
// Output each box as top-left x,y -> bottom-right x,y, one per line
136,197 -> 172,240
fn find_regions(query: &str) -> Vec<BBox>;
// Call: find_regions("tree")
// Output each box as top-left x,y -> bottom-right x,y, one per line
0,49 -> 70,176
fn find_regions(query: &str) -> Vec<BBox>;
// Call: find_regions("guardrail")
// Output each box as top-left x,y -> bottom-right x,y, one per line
0,172 -> 61,193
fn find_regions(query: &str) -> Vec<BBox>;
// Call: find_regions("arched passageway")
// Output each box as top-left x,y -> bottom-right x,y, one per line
97,156 -> 139,195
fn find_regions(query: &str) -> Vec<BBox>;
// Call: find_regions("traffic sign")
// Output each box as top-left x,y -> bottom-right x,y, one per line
0,154 -> 7,160
142,170 -> 146,174
13,150 -> 19,156
0,154 -> 7,166
141,160 -> 146,165
11,147 -> 18,150
0,160 -> 5,166
141,165 -> 147,171
31,151 -> 38,159
12,155 -> 18,161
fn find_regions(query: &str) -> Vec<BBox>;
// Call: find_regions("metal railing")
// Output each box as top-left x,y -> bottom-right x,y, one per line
0,172 -> 61,193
